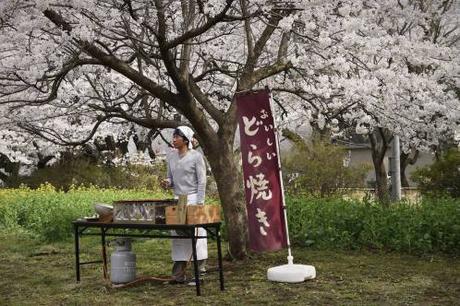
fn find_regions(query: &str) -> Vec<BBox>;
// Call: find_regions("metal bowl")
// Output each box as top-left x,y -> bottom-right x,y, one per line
94,203 -> 113,217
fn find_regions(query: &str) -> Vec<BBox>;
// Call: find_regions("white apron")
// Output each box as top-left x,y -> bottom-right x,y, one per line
171,193 -> 208,261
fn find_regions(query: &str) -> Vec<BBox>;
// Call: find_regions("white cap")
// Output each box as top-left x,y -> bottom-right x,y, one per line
176,126 -> 194,149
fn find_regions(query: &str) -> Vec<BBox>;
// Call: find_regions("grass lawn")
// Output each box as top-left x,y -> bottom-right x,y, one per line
1,231 -> 459,306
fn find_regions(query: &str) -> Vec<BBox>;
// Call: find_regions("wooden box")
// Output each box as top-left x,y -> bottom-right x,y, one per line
113,199 -> 177,224
166,205 -> 221,224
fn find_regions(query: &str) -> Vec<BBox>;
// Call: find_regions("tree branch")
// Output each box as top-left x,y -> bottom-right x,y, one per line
188,78 -> 225,124
165,0 -> 235,49
79,41 -> 181,110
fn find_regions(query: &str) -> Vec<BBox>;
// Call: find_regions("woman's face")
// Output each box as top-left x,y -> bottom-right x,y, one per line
172,134 -> 188,149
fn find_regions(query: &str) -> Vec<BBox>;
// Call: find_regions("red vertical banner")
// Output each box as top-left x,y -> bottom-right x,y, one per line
236,89 -> 287,252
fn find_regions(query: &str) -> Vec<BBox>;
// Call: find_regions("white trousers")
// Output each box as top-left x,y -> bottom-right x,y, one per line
171,194 -> 208,261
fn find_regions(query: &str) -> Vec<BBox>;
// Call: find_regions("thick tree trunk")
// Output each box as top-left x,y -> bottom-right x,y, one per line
373,156 -> 389,205
0,154 -> 20,187
369,129 -> 391,205
400,167 -> 410,188
400,149 -> 419,187
206,145 -> 248,260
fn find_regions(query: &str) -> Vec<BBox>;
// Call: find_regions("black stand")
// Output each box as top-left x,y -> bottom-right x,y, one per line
72,220 -> 224,296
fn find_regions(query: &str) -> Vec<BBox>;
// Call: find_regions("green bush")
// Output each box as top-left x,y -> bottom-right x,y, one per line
282,138 -> 371,196
412,148 -> 460,198
18,157 -> 166,191
0,184 -> 167,241
2,186 -> 459,255
286,195 -> 460,255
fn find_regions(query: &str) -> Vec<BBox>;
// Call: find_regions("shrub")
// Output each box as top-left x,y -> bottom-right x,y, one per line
286,195 -> 460,255
0,184 -> 166,241
18,157 -> 166,191
282,138 -> 371,196
412,148 -> 460,198
2,186 -> 458,255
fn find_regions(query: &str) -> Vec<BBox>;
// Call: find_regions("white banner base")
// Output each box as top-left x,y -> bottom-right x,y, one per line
267,263 -> 316,283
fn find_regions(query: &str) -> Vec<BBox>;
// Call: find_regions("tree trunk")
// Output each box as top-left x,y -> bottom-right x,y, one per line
369,129 -> 391,205
206,144 -> 248,260
373,155 -> 389,205
0,158 -> 20,187
400,166 -> 410,188
400,149 -> 419,187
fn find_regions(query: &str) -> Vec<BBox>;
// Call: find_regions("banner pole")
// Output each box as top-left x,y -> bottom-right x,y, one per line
266,89 -> 316,283
267,91 -> 293,264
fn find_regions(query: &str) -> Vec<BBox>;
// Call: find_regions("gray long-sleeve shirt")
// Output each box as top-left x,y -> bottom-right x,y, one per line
166,149 -> 207,204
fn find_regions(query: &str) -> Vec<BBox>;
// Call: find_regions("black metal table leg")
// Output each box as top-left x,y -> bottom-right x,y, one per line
216,224 -> 224,291
101,228 -> 108,279
74,224 -> 80,282
191,228 -> 201,296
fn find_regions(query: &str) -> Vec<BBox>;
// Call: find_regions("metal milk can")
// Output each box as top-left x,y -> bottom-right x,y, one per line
110,238 -> 136,283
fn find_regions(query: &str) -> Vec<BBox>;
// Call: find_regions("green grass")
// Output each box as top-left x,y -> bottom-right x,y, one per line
1,231 -> 459,306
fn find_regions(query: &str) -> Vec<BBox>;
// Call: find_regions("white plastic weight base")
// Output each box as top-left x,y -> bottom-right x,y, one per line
267,264 -> 316,283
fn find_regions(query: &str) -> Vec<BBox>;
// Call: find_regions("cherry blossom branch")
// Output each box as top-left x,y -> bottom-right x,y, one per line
165,0 -> 235,49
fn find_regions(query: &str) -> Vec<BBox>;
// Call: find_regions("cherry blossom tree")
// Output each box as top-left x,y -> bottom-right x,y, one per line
0,0 -> 458,257
272,0 -> 459,202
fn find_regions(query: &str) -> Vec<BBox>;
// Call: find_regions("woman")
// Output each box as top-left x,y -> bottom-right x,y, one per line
163,126 -> 207,284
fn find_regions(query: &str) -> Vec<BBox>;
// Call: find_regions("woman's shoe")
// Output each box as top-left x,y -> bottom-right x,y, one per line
187,278 -> 204,286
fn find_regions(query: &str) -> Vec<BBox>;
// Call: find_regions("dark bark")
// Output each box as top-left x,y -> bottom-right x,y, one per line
0,153 -> 20,187
195,109 -> 248,259
32,141 -> 56,168
369,128 -> 391,205
400,149 -> 419,187
207,148 -> 248,259
36,155 -> 55,169
400,167 -> 409,188
373,155 -> 389,205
